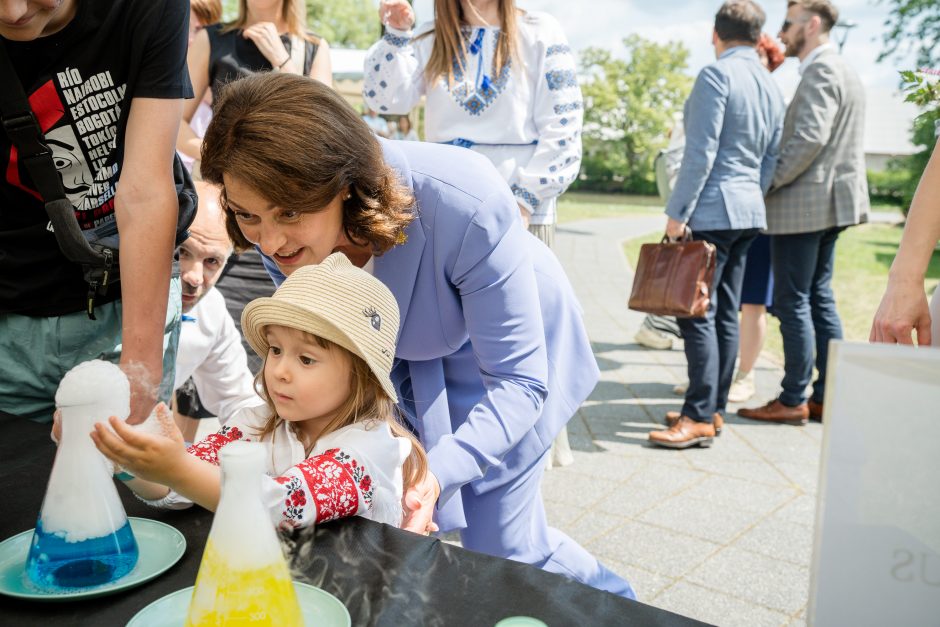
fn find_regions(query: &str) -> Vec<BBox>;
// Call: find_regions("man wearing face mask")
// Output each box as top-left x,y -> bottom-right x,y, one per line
172,181 -> 258,441
739,0 -> 868,425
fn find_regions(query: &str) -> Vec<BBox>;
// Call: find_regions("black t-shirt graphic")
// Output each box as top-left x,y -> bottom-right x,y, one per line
0,0 -> 193,316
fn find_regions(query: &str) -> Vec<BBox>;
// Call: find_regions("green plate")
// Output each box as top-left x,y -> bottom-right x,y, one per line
128,581 -> 351,627
0,517 -> 185,601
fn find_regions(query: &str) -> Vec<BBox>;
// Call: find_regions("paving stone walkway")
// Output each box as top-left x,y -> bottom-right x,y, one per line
545,216 -> 822,627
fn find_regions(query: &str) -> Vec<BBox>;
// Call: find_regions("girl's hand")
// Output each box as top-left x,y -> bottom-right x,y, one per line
870,277 -> 932,345
379,0 -> 415,31
242,22 -> 291,69
91,403 -> 188,486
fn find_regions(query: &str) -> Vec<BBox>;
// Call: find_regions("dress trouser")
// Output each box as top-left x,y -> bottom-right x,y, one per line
771,227 -> 844,406
676,228 -> 759,422
459,449 -> 637,600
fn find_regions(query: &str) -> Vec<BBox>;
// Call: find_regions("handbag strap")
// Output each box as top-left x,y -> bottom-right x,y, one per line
0,40 -> 115,318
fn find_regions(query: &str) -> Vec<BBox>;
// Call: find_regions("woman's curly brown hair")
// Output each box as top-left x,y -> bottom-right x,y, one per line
200,72 -> 415,254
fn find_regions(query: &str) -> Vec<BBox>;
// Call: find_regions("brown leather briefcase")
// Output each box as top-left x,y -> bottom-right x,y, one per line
628,233 -> 717,318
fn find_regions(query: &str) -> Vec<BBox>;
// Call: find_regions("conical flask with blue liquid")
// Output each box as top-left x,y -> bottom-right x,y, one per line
25,360 -> 139,590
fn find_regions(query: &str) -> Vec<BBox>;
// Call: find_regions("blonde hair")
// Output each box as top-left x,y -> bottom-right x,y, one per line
253,329 -> 428,491
224,0 -> 318,44
419,0 -> 520,87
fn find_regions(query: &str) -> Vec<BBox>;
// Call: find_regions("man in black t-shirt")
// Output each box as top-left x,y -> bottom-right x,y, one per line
0,0 -> 193,423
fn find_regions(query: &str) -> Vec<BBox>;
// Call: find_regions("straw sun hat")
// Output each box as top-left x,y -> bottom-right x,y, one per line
241,253 -> 400,401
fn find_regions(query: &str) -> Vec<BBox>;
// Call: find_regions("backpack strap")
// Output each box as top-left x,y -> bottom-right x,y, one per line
0,40 -> 116,319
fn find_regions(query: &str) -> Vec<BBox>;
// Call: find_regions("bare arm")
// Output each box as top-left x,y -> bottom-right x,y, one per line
177,29 -> 211,162
116,97 -> 183,424
309,38 -> 332,86
871,137 -> 940,345
93,414 -> 222,510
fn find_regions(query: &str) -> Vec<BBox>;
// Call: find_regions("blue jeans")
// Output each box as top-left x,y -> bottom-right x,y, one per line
771,228 -> 844,406
677,228 -> 759,422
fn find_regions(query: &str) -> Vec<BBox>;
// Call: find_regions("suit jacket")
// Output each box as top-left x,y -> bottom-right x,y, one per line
666,46 -> 785,231
766,47 -> 870,234
263,139 -> 598,531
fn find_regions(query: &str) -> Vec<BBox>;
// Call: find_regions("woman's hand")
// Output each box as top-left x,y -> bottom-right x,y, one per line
91,403 -> 188,486
242,22 -> 291,70
380,0 -> 415,31
870,277 -> 932,345
401,470 -> 440,535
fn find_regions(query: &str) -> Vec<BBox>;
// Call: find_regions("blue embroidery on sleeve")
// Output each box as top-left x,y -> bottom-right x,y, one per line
553,101 -> 583,115
545,70 -> 578,91
383,33 -> 410,47
546,44 -> 572,56
511,184 -> 541,211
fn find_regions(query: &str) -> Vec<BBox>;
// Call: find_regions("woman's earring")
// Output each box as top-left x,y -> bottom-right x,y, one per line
344,193 -> 352,201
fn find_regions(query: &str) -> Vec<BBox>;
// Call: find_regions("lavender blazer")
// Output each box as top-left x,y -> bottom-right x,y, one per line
263,139 -> 598,530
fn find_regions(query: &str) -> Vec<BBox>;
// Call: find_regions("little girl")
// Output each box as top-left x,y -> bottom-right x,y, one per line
92,253 -> 427,529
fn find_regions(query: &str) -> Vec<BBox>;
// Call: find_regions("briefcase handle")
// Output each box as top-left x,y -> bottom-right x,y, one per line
662,226 -> 693,244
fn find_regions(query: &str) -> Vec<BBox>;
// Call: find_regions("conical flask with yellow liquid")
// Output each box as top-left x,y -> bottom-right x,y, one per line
186,441 -> 303,626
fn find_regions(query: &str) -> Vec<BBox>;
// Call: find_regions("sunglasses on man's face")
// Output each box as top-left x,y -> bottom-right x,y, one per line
781,17 -> 807,32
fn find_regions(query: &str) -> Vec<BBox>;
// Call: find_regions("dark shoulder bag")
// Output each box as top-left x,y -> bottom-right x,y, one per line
0,41 -> 197,319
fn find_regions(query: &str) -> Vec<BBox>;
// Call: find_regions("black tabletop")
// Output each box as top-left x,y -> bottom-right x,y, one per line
0,412 -> 706,626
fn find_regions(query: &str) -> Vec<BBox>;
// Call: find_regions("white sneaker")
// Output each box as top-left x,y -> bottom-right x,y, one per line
673,380 -> 688,395
635,324 -> 673,350
728,370 -> 756,403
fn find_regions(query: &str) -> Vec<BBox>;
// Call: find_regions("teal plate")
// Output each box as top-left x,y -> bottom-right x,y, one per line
128,581 -> 351,627
0,517 -> 185,601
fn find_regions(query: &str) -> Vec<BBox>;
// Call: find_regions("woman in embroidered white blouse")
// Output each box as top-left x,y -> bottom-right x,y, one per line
365,0 -> 583,468
91,254 -> 429,531
365,0 -> 582,240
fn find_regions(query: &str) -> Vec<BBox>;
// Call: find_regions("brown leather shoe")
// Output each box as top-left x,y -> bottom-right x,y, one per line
665,411 -> 723,436
808,399 -> 823,422
649,416 -> 716,449
737,399 -> 808,425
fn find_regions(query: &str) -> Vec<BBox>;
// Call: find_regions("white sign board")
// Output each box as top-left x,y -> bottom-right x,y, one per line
809,342 -> 940,626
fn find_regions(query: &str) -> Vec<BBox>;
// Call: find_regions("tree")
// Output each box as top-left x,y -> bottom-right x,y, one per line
222,1 -> 381,49
878,0 -> 940,69
305,0 -> 380,49
878,2 -> 939,212
576,35 -> 692,194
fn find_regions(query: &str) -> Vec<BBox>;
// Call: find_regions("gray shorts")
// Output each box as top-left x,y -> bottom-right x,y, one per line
0,275 -> 181,422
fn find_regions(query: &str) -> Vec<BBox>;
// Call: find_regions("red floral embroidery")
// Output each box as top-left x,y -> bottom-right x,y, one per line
326,448 -> 374,508
276,474 -> 306,529
187,426 -> 245,465
294,448 -> 373,523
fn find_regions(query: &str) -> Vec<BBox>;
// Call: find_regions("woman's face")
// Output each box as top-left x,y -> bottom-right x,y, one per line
224,174 -> 352,275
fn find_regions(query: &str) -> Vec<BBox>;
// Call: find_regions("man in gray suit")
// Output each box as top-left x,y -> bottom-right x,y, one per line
649,0 -> 785,449
739,0 -> 868,425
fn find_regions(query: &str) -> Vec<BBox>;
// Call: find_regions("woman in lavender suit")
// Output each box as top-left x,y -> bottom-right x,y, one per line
199,72 -> 635,600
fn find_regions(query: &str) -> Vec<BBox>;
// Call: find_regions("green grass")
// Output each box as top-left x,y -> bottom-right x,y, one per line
623,222 -> 939,361
557,192 -> 662,224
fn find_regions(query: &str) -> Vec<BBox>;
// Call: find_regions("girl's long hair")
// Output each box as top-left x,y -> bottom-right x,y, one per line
253,332 -> 428,492
419,0 -> 519,87
224,0 -> 317,44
